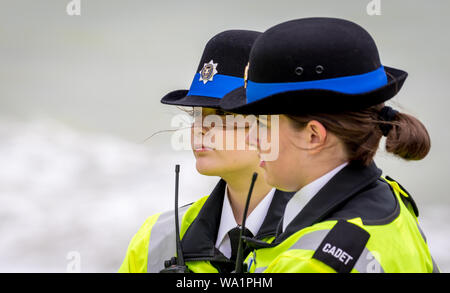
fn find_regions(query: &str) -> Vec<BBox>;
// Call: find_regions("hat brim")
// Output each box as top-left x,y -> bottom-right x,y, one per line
160,89 -> 221,108
220,66 -> 407,115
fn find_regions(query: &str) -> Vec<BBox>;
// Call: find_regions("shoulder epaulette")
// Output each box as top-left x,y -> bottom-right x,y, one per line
312,220 -> 370,273
385,175 -> 419,217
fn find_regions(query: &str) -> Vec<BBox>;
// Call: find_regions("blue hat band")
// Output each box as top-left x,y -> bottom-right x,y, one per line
246,66 -> 388,103
187,73 -> 244,99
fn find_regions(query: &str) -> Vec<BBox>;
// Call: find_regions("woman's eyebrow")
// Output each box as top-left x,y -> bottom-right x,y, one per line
202,109 -> 217,116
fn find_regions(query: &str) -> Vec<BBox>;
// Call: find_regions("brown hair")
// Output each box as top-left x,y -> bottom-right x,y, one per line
286,103 -> 431,166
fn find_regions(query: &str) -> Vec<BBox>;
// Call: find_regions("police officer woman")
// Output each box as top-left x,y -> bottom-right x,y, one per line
118,30 -> 294,273
220,18 -> 439,273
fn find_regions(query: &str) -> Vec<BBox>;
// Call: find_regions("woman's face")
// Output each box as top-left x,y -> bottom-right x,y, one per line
248,115 -> 337,191
191,108 -> 260,177
248,115 -> 306,191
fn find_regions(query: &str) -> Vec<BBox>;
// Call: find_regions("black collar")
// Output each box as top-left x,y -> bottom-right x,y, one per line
181,179 -> 225,260
181,179 -> 295,260
273,161 -> 382,244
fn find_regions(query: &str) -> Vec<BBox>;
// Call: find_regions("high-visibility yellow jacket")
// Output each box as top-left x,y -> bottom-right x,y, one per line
118,179 -> 294,273
243,161 -> 440,273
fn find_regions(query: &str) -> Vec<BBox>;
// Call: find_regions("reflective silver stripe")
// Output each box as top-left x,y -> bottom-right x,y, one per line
254,266 -> 266,273
432,257 -> 440,273
251,230 -> 330,273
289,229 -> 330,251
289,229 -> 385,273
415,221 -> 440,273
354,249 -> 385,273
147,205 -> 190,273
416,222 -> 427,243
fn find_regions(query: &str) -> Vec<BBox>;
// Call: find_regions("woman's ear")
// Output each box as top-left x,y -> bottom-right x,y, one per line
304,120 -> 327,153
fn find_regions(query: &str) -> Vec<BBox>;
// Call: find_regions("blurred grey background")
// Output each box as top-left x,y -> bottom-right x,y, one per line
0,0 -> 449,272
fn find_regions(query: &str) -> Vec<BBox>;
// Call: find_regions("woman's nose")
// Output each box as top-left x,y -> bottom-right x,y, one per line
191,123 -> 203,149
246,121 -> 259,150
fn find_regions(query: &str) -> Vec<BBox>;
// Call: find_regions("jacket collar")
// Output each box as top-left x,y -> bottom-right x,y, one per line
181,179 -> 226,260
181,179 -> 295,260
273,161 -> 382,244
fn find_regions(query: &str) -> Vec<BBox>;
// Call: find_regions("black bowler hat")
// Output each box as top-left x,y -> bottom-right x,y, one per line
220,18 -> 408,114
160,30 -> 261,108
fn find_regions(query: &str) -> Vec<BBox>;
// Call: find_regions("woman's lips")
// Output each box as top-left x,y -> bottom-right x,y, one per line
194,146 -> 214,152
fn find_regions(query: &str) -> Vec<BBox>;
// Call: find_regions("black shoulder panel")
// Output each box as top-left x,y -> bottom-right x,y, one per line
327,178 -> 400,225
312,220 -> 370,273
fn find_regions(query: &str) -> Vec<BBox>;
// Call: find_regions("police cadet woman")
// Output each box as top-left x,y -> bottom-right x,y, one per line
118,30 -> 294,273
220,18 -> 440,273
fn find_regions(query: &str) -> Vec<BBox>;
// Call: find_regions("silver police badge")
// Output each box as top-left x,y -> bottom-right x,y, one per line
244,62 -> 249,88
199,60 -> 218,84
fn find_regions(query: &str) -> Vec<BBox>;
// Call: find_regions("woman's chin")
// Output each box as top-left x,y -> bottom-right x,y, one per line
264,174 -> 277,189
195,161 -> 222,176
263,171 -> 295,192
